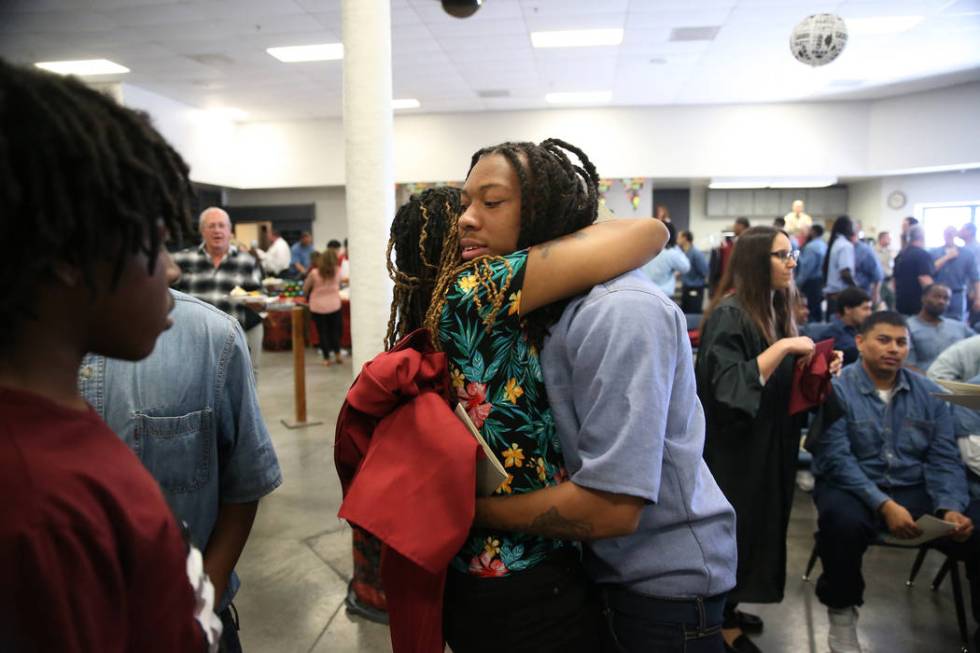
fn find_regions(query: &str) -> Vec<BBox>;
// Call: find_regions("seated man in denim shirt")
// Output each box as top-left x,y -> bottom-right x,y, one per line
79,289 -> 283,652
812,311 -> 980,653
475,270 -> 737,653
907,284 -> 977,372
816,286 -> 872,365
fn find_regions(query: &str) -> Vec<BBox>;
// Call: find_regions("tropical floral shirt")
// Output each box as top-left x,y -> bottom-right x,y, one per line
438,250 -> 572,577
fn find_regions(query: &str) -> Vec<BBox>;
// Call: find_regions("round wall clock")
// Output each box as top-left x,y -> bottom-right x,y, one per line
887,190 -> 907,210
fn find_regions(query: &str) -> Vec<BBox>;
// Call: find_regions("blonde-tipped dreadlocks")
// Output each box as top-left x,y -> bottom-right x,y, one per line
384,187 -> 463,350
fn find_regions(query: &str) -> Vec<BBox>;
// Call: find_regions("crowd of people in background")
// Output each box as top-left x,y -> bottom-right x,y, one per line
642,200 -> 980,653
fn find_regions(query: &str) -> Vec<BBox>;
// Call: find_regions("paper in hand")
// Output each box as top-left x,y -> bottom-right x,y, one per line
881,514 -> 957,547
932,379 -> 980,410
454,404 -> 508,496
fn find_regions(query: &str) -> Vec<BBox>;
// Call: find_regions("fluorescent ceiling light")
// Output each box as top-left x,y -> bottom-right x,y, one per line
545,90 -> 612,105
846,16 -> 924,35
392,98 -> 421,110
208,107 -> 249,121
531,28 -> 623,49
709,177 -> 837,189
35,59 -> 129,76
768,177 -> 837,188
266,43 -> 344,62
709,180 -> 767,189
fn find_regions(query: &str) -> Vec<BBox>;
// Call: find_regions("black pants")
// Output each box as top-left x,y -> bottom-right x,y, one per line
801,278 -> 824,323
311,310 -> 342,357
599,586 -> 725,653
814,483 -> 980,622
219,604 -> 242,653
681,286 -> 706,315
443,548 -> 600,653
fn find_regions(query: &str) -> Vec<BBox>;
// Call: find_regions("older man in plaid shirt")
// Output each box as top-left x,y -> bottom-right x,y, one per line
174,207 -> 265,375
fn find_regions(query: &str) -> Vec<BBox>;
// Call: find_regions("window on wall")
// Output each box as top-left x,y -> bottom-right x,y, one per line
916,201 -> 980,247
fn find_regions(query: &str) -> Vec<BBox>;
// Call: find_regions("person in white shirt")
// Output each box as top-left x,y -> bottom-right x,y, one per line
784,199 -> 813,237
253,228 -> 291,276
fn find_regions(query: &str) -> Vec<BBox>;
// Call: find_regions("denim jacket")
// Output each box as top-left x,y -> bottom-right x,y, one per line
813,362 -> 967,513
79,290 -> 282,609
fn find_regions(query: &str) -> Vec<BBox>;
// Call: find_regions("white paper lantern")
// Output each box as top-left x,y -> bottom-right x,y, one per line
790,14 -> 848,67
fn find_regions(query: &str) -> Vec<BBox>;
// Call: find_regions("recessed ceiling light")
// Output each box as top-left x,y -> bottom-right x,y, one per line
266,43 -> 344,63
208,107 -> 249,121
545,90 -> 612,105
846,16 -> 924,35
708,179 -> 768,190
708,177 -> 837,189
768,177 -> 837,189
531,28 -> 623,49
392,98 -> 420,110
34,59 -> 129,76
669,26 -> 720,42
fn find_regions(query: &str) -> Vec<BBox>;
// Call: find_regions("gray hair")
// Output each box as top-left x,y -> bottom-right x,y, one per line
198,206 -> 231,231
908,225 -> 925,243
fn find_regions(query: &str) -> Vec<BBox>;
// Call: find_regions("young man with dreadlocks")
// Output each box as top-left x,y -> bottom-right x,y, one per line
0,61 -> 220,650
465,139 -> 738,653
401,139 -> 668,651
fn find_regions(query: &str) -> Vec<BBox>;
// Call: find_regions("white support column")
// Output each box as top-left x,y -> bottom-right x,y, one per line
342,0 -> 395,371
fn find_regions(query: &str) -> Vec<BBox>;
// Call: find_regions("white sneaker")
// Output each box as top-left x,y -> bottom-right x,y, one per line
827,606 -> 861,653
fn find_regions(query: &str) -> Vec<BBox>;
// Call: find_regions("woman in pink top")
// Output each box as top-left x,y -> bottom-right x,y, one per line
304,248 -> 343,365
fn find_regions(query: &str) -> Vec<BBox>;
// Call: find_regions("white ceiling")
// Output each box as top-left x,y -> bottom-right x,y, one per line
1,0 -> 978,122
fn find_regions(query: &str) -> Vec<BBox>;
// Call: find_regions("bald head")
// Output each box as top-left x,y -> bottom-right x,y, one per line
199,206 -> 232,256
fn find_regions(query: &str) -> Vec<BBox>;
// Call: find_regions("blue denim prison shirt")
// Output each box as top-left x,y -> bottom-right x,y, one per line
854,240 -> 884,294
824,236 -> 856,295
907,315 -> 977,371
796,237 -> 827,286
78,290 -> 282,610
930,246 -> 979,321
812,362 -> 967,513
541,270 -> 737,599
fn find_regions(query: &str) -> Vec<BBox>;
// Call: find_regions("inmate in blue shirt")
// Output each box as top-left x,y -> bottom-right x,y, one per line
541,270 -> 736,598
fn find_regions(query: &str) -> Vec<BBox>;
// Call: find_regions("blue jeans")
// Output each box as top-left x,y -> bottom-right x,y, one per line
814,483 -> 980,623
599,586 -> 726,653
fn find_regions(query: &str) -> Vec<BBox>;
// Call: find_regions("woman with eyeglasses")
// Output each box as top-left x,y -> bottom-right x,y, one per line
695,226 -> 824,653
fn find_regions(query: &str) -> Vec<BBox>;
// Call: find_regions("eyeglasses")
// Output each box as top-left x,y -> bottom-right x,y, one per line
770,249 -> 800,263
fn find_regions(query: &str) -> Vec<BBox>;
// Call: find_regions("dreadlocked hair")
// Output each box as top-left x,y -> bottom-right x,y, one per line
384,186 -> 463,350
423,138 -> 600,349
0,60 -> 195,348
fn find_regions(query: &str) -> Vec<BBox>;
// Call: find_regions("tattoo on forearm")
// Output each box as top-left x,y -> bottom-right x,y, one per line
538,231 -> 587,259
527,507 -> 594,540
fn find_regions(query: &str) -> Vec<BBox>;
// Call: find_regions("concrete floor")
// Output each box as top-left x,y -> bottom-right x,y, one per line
234,350 -> 972,653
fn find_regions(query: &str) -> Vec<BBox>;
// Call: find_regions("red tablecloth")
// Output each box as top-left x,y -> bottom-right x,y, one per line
267,299 -> 350,351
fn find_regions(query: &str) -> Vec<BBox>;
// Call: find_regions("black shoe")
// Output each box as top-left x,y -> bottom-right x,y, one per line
735,609 -> 764,633
725,634 -> 763,653
344,581 -> 389,625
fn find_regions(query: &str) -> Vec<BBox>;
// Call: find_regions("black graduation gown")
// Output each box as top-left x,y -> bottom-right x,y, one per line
695,297 -> 804,604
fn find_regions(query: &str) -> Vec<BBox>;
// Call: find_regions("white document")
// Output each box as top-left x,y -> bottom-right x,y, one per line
881,514 -> 957,547
454,404 -> 509,496
932,379 -> 980,409
936,379 -> 980,395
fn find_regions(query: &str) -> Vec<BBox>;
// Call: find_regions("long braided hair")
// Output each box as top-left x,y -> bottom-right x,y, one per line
422,138 -> 600,349
384,186 -> 463,350
0,60 -> 195,348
